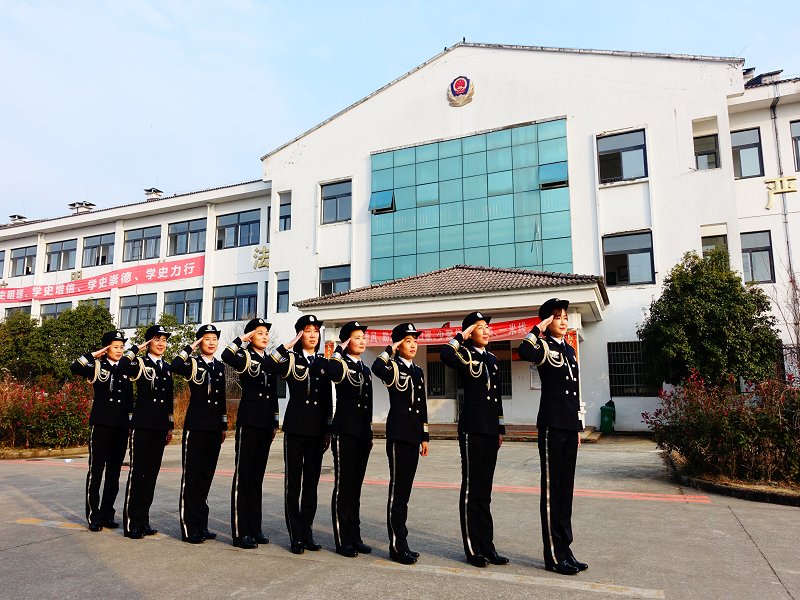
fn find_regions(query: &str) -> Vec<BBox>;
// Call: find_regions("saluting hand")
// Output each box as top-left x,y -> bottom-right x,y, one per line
137,340 -> 150,353
287,330 -> 304,348
92,345 -> 110,359
339,337 -> 351,351
191,338 -> 202,352
462,323 -> 478,341
538,315 -> 554,335
240,330 -> 256,343
391,339 -> 403,354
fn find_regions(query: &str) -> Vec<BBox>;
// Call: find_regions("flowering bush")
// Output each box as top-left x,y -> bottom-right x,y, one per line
0,374 -> 92,449
643,371 -> 800,483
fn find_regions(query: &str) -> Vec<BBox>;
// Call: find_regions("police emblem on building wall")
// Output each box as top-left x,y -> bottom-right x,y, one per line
447,76 -> 474,107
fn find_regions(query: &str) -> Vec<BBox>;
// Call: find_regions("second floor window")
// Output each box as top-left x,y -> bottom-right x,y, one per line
82,233 -> 114,267
216,209 -> 260,249
46,239 -> 77,272
40,302 -> 72,320
741,231 -> 775,283
694,134 -> 719,170
123,226 -> 161,261
168,218 -> 206,256
322,181 -> 352,224
320,265 -> 350,296
164,289 -> 203,324
791,121 -> 800,172
279,192 -> 291,231
10,246 -> 36,277
0,250 -> 5,279
119,293 -> 157,328
276,272 -> 289,313
701,235 -> 727,258
603,232 -> 655,286
731,128 -> 764,179
597,130 -> 647,184
213,283 -> 257,321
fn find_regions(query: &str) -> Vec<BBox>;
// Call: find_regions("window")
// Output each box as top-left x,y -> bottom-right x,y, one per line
9,246 -> 36,277
320,265 -> 350,296
701,235 -> 727,257
0,250 -> 4,278
119,294 -> 157,328
5,306 -> 31,317
85,298 -> 110,310
45,239 -> 77,272
741,231 -> 775,283
791,121 -> 800,172
607,341 -> 660,397
40,302 -> 72,320
164,289 -> 203,324
322,181 -> 352,224
216,210 -> 260,249
276,272 -> 289,313
487,340 -> 512,396
278,192 -> 291,231
597,130 -> 647,183
694,135 -> 719,170
213,284 -> 257,322
123,226 -> 161,261
731,128 -> 764,179
82,233 -> 114,267
263,282 -> 269,320
427,361 -> 446,397
603,232 -> 655,286
168,218 -> 206,256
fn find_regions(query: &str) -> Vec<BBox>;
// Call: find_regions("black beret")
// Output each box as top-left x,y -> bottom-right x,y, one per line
144,324 -> 171,341
339,320 -> 367,342
195,324 -> 221,339
244,318 -> 271,334
461,311 -> 491,330
101,330 -> 126,346
538,298 -> 569,321
391,323 -> 421,343
295,314 -> 323,332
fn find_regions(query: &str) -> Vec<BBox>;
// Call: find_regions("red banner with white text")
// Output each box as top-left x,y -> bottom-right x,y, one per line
362,317 -> 542,347
0,256 -> 205,303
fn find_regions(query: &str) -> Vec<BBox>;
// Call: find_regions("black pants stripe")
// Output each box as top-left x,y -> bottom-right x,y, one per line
85,424 -> 128,524
538,426 -> 578,565
180,429 -> 222,538
123,428 -> 167,534
331,433 -> 371,549
458,431 -> 498,558
231,425 -> 272,539
386,439 -> 419,554
283,432 -> 325,543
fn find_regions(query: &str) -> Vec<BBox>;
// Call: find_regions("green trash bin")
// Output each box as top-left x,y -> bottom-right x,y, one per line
600,405 -> 615,434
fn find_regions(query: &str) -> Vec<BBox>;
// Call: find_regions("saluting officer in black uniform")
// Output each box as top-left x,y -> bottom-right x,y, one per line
328,321 -> 374,558
171,324 -> 228,544
222,317 -> 279,550
118,324 -> 174,539
518,298 -> 587,576
267,314 -> 332,555
372,323 -> 430,565
441,311 -> 509,568
71,329 -> 133,532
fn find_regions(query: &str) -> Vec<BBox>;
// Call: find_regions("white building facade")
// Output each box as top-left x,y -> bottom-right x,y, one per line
2,43 -> 799,431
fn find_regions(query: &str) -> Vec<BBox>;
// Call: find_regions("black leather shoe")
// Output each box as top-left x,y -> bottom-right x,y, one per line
487,551 -> 510,565
408,550 -> 420,558
102,519 -> 120,529
336,545 -> 358,558
88,522 -> 102,532
390,548 -> 417,565
290,541 -> 305,554
467,555 -> 489,568
566,555 -> 588,571
546,560 -> 580,575
303,538 -> 321,551
354,541 -> 372,554
201,529 -> 217,540
254,532 -> 269,545
233,536 -> 258,549
125,529 -> 143,539
142,526 -> 157,536
183,533 -> 205,544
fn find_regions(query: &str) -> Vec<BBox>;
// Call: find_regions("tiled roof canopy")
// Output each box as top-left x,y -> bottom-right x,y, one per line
295,265 -> 609,307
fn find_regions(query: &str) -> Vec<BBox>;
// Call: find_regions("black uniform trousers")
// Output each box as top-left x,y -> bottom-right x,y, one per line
180,430 -> 222,538
283,432 -> 325,543
123,428 -> 166,534
86,424 -> 129,524
231,425 -> 272,539
386,439 -> 419,554
458,431 -> 498,558
331,433 -> 372,549
538,426 -> 578,565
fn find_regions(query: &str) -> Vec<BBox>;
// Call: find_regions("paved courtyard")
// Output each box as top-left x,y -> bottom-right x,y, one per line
1,436 -> 798,600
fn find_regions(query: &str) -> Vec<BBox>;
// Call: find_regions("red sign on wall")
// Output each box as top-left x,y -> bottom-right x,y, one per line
362,317 -> 542,347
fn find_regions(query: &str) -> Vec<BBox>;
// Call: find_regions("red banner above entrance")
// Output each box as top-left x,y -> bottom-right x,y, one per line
362,317 -> 542,347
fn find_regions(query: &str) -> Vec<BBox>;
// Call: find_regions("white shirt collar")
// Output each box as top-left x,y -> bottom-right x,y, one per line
472,345 -> 485,354
106,359 -> 118,366
201,355 -> 214,364
398,356 -> 412,368
148,353 -> 162,363
252,347 -> 264,357
549,335 -> 565,345
303,350 -> 316,360
346,353 -> 361,363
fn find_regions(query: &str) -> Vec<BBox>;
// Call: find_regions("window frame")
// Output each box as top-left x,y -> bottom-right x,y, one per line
607,341 -> 660,397
319,264 -> 351,296
0,250 -> 5,279
731,127 -> 765,179
9,245 -> 37,277
321,180 -> 352,225
701,234 -> 728,258
45,239 -> 77,272
791,120 -> 800,172
597,129 -> 648,184
602,231 -> 656,287
123,226 -> 161,262
118,293 -> 158,328
40,301 -> 72,320
278,192 -> 291,231
164,288 -> 203,325
212,284 -> 258,322
167,218 -> 207,257
82,233 -> 115,267
276,272 -> 290,314
215,210 -> 261,250
741,230 -> 775,284
693,134 -> 720,171
5,306 -> 32,317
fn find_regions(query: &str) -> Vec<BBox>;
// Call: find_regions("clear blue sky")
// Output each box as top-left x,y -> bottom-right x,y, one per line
1,0 -> 798,221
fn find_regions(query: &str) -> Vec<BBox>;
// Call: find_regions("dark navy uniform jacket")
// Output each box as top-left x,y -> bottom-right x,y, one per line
266,345 -> 333,437
441,333 -> 506,437
171,346 -> 228,433
221,338 -> 279,431
71,353 -> 133,428
372,346 -> 429,445
517,325 -> 581,432
328,346 -> 373,440
118,348 -> 174,431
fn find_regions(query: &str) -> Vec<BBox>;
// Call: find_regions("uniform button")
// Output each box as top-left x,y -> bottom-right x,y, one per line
409,408 -> 412,412
495,399 -> 498,402
161,400 -> 164,403
416,410 -> 419,413
364,406 -> 368,409
208,400 -> 211,403
566,376 -> 570,380
565,390 -> 569,395
487,396 -> 491,400
574,392 -> 577,395
357,404 -> 361,407
493,385 -> 497,389
215,402 -> 218,405
259,393 -> 262,397
306,400 -> 310,404
314,401 -> 318,405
